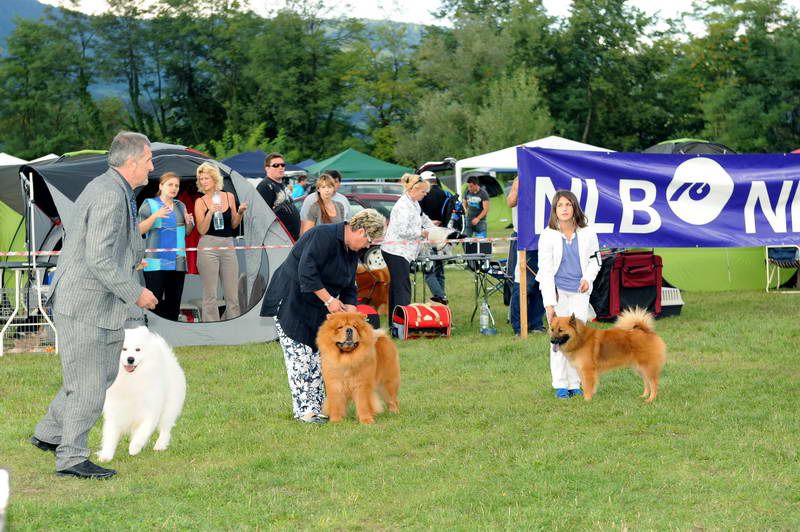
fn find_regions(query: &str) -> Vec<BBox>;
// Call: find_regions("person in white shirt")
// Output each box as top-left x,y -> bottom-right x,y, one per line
380,174 -> 434,320
537,190 -> 600,399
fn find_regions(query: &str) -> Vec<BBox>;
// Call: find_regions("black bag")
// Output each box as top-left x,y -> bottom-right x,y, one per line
589,254 -> 617,320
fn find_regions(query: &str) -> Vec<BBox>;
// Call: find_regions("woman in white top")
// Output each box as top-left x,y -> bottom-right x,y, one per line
300,173 -> 346,235
381,173 -> 434,318
538,190 -> 600,399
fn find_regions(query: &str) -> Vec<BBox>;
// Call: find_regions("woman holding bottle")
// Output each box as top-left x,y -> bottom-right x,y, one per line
194,162 -> 247,321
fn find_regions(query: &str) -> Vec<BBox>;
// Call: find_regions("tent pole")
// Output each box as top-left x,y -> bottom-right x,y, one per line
25,169 -> 58,354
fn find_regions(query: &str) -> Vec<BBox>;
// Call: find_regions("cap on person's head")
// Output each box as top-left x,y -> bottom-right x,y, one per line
420,171 -> 437,181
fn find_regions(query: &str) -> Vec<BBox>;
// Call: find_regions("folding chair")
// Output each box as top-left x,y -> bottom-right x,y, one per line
461,241 -> 509,324
765,245 -> 800,292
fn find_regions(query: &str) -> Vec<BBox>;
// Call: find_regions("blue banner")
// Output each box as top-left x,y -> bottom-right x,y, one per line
517,147 -> 800,250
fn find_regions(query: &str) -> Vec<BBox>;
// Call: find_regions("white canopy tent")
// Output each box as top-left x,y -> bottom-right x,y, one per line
0,153 -> 27,166
454,135 -> 612,193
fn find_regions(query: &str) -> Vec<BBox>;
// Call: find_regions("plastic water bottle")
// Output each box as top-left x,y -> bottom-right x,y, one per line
211,192 -> 224,231
479,301 -> 496,335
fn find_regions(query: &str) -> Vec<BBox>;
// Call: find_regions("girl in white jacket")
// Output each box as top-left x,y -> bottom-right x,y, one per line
537,190 -> 600,398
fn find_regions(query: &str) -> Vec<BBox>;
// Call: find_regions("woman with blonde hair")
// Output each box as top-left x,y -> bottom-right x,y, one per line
300,173 -> 346,235
194,162 -> 248,321
380,173 -> 434,319
261,209 -> 386,424
138,171 -> 194,320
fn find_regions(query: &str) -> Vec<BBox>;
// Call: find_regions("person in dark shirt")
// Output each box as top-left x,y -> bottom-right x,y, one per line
462,175 -> 490,237
260,209 -> 386,424
417,171 -> 450,304
256,152 -> 300,241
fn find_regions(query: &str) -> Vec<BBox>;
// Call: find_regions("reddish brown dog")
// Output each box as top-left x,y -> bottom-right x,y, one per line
317,312 -> 400,424
549,307 -> 667,402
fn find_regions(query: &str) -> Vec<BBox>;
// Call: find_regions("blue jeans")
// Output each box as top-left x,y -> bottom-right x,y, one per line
464,219 -> 487,237
423,259 -> 446,299
508,232 -> 545,334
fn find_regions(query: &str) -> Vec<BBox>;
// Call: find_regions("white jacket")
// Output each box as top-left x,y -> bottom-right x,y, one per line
381,193 -> 434,262
537,225 -> 601,308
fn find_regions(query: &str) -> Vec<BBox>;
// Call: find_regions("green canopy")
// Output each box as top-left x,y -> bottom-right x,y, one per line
305,148 -> 411,180
0,200 -> 26,289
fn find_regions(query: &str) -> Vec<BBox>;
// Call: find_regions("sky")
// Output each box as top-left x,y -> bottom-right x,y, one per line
37,0 -> 800,27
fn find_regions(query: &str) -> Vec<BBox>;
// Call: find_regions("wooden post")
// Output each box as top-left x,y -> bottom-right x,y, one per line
519,249 -> 528,338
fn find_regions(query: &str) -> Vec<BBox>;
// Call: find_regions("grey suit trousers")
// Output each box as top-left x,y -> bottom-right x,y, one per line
34,311 -> 124,470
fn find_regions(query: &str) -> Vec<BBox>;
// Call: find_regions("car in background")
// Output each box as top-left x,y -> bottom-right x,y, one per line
294,192 -> 400,221
337,182 -> 404,195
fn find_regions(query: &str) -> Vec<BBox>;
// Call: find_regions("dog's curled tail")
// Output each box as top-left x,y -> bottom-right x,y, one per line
614,306 -> 656,333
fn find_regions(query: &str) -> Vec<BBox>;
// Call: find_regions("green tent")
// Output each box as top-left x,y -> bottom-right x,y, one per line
657,247 -> 793,291
305,148 -> 412,180
0,156 -> 28,289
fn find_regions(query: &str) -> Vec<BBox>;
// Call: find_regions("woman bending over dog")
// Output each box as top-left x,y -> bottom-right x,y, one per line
260,209 -> 386,424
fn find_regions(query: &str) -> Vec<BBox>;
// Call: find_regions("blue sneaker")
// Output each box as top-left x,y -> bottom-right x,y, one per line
555,388 -> 570,399
568,389 -> 583,397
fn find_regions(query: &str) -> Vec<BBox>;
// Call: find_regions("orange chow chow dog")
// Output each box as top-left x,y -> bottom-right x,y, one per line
317,312 -> 400,424
548,307 -> 667,402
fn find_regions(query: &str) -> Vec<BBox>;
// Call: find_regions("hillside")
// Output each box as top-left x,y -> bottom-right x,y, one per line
0,0 -> 46,50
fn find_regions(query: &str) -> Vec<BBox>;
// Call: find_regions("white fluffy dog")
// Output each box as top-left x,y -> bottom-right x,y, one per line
97,326 -> 186,462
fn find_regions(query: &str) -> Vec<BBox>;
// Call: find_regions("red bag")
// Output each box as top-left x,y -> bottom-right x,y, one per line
356,304 -> 380,329
609,251 -> 663,317
391,304 -> 451,339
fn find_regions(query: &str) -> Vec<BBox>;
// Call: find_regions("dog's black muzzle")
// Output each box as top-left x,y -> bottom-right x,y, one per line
550,334 -> 570,346
335,327 -> 359,352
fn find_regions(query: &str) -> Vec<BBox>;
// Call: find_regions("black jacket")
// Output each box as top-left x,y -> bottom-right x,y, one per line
419,184 -> 449,224
256,178 -> 301,241
260,222 -> 358,349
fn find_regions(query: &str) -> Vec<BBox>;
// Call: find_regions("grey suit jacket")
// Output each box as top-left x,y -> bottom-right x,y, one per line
49,167 -> 146,330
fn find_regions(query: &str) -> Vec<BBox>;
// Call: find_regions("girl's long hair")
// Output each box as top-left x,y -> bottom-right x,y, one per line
547,190 -> 588,230
315,174 -> 336,224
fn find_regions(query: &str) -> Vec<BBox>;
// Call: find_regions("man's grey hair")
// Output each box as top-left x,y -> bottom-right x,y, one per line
108,131 -> 151,168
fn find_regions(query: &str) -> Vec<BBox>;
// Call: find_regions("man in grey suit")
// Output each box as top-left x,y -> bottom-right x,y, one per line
31,131 -> 159,479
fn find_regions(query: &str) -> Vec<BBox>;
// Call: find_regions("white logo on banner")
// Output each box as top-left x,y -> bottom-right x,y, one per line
667,158 -> 734,225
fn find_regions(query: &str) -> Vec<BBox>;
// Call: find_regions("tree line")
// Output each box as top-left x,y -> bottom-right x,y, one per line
1,0 -> 799,166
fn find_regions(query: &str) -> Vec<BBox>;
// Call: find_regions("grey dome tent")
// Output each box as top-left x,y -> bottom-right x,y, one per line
643,138 -> 737,154
19,142 -> 292,346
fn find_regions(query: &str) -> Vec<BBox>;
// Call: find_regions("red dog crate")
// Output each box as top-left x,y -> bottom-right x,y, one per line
592,251 -> 663,321
391,304 -> 451,339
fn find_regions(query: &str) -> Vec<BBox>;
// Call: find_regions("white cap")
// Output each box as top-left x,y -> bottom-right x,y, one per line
420,171 -> 436,181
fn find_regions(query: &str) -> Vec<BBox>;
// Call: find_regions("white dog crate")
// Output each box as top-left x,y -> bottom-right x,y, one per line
1,264 -> 58,356
660,287 -> 684,318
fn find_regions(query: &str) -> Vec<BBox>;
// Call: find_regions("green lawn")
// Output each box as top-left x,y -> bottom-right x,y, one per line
1,271 -> 799,529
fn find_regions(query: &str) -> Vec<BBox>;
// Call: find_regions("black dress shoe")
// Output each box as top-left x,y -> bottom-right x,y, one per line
30,436 -> 58,454
56,460 -> 116,479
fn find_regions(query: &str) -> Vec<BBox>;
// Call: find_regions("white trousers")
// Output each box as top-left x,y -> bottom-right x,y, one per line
549,289 -> 590,390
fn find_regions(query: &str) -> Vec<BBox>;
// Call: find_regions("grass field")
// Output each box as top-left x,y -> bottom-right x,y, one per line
1,268 -> 799,529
